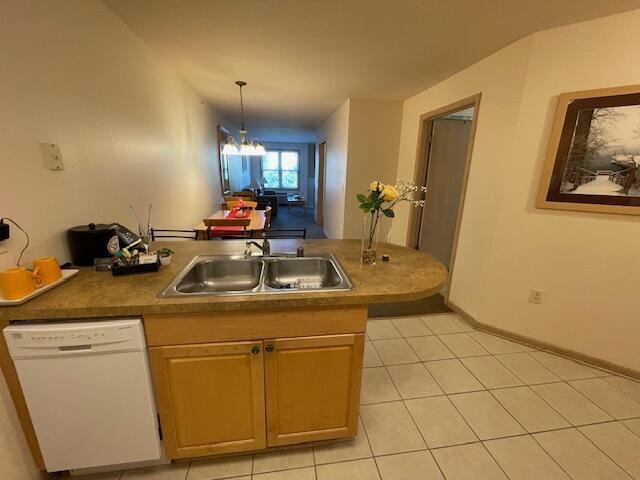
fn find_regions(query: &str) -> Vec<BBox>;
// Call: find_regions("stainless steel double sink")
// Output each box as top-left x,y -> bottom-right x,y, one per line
160,253 -> 354,297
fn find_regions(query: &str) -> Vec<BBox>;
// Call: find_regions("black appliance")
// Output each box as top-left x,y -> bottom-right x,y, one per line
67,223 -> 140,266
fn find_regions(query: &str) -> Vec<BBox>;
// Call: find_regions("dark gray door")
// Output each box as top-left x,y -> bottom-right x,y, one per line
418,118 -> 471,268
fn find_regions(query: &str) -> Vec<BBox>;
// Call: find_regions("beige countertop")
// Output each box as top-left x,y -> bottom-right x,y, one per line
0,239 -> 447,321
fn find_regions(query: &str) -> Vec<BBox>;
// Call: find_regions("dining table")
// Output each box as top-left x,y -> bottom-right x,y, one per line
194,208 -> 267,240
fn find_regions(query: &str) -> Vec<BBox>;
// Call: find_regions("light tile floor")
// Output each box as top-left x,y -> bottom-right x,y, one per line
72,313 -> 640,480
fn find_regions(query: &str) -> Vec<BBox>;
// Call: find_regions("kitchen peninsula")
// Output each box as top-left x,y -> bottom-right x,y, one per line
0,239 -> 447,470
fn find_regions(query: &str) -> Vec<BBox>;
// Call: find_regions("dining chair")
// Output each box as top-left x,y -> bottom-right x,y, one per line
233,191 -> 256,201
226,200 -> 258,209
263,228 -> 306,239
203,218 -> 251,240
150,228 -> 197,241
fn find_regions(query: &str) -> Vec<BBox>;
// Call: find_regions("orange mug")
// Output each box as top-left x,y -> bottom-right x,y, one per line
0,267 -> 44,300
33,257 -> 62,285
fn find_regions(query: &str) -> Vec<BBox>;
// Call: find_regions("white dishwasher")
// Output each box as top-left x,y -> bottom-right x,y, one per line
3,318 -> 163,473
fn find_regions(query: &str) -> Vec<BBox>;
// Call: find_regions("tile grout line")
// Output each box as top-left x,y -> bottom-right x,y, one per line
529,426 -> 614,480
600,376 -> 640,408
353,412 -> 383,480
477,440 -> 515,480
619,417 -> 640,438
421,358 -> 487,396
562,381 -> 616,420
184,460 -> 191,480
492,354 -> 562,385
522,382 -> 585,428
390,316 -> 436,337
458,356 -> 524,390
481,433 -> 567,480
517,429 -> 575,480
439,332 -> 491,358
576,423 -> 639,479
398,396 -> 448,480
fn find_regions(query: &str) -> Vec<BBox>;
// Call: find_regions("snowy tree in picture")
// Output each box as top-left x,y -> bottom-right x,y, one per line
560,104 -> 640,197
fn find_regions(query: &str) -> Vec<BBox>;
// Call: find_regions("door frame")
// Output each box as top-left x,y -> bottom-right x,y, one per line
316,141 -> 327,227
407,94 -> 482,299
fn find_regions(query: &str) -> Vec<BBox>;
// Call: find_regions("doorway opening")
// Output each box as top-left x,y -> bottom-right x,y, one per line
408,95 -> 481,298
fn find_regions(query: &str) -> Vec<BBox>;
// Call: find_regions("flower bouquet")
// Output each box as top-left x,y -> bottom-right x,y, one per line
357,179 -> 426,264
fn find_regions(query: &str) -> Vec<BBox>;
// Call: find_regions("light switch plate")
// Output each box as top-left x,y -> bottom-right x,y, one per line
39,143 -> 65,171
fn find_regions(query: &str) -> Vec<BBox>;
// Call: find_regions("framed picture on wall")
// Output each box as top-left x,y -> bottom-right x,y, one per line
537,84 -> 640,215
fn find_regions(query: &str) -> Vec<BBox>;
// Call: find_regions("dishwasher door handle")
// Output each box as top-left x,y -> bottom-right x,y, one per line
59,345 -> 92,352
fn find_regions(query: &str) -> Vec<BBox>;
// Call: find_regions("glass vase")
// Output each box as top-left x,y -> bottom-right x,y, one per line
361,214 -> 380,265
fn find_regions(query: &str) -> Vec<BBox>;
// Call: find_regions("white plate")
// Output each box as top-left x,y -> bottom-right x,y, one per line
0,269 -> 79,306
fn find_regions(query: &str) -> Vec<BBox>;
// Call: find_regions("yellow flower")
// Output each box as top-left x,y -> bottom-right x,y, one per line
369,181 -> 384,193
381,185 -> 398,201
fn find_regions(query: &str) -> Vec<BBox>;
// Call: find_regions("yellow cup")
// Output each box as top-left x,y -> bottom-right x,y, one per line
33,257 -> 62,285
0,267 -> 44,300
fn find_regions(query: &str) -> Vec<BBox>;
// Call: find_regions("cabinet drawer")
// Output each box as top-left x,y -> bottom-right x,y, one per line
144,306 -> 367,346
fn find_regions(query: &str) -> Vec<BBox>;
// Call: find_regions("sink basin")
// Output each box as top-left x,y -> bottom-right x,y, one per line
265,258 -> 342,290
160,253 -> 353,297
174,258 -> 263,294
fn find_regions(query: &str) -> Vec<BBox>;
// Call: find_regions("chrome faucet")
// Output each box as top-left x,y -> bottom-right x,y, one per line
244,237 -> 270,258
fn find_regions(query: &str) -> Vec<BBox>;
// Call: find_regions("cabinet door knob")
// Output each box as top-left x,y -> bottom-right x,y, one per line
251,346 -> 260,354
265,344 -> 274,352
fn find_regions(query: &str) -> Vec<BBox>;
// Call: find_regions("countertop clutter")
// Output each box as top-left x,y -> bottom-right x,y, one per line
0,239 -> 447,321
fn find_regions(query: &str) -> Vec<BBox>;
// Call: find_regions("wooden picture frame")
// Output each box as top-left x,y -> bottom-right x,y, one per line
537,84 -> 640,215
217,125 -> 231,195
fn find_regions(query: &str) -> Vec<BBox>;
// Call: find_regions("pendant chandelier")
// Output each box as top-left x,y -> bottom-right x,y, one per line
221,80 -> 266,156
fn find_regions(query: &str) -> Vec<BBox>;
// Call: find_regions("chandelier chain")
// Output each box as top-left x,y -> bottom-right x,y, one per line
238,82 -> 246,131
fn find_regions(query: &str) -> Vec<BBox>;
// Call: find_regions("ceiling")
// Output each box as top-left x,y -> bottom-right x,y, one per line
103,0 -> 640,143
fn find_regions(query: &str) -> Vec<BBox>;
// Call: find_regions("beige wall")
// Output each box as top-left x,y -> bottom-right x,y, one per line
315,99 -> 403,239
0,0 -> 224,476
394,10 -> 640,372
392,37 -> 533,311
315,100 -> 350,239
344,99 -> 403,240
0,0 -> 223,270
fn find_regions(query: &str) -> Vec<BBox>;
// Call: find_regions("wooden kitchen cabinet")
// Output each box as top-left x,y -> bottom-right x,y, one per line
264,334 -> 365,446
149,341 -> 266,459
146,308 -> 367,459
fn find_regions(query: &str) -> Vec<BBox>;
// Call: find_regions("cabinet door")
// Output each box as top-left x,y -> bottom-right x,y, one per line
149,341 -> 266,459
264,334 -> 365,446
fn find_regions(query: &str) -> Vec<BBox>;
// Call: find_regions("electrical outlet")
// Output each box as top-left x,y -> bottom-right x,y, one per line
528,288 -> 544,304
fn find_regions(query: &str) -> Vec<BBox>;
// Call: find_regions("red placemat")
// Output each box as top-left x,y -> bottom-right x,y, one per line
210,208 -> 252,234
